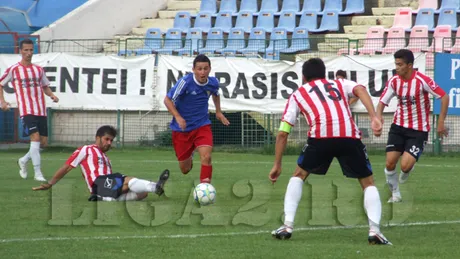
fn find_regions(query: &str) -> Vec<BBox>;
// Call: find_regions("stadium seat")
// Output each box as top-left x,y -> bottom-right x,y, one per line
322,0 -> 342,13
219,0 -> 238,16
263,28 -> 289,60
414,0 -> 438,13
392,8 -> 412,30
381,27 -> 407,54
215,28 -> 246,55
198,28 -> 225,55
276,11 -> 297,32
298,11 -> 319,31
173,12 -> 191,33
277,0 -> 300,15
357,26 -> 385,55
256,11 -> 275,32
309,11 -> 339,32
235,11 -> 254,33
194,0 -> 217,17
437,0 -> 460,13
280,27 -> 310,53
412,8 -> 435,31
238,27 -> 267,57
449,27 -> 460,53
297,0 -> 322,14
339,0 -> 365,15
239,0 -> 259,14
119,28 -> 163,56
423,25 -> 453,52
214,12 -> 233,34
406,25 -> 430,53
193,12 -> 212,34
175,28 -> 203,56
156,28 -> 183,55
257,0 -> 279,15
437,8 -> 458,31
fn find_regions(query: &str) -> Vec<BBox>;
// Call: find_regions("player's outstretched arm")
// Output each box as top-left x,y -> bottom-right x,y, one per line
269,127 -> 289,184
437,94 -> 450,138
354,86 -> 382,136
0,84 -> 10,111
32,164 -> 73,191
43,86 -> 59,103
212,95 -> 229,126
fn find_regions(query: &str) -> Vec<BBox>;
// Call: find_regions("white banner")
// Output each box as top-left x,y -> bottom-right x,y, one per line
0,53 -> 154,110
157,54 -> 426,113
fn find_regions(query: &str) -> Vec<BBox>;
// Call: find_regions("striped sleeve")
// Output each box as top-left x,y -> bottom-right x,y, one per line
418,72 -> 445,99
66,146 -> 88,168
167,78 -> 188,102
281,93 -> 300,126
39,67 -> 50,87
0,66 -> 13,86
379,77 -> 397,106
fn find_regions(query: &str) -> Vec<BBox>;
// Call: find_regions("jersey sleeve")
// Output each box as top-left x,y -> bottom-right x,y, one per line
65,147 -> 88,168
420,76 -> 445,99
209,77 -> 220,96
339,79 -> 361,98
379,78 -> 396,106
0,67 -> 13,86
166,77 -> 188,102
281,93 -> 301,127
40,68 -> 50,87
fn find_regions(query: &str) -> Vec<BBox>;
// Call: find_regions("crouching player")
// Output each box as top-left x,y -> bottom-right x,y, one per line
32,125 -> 170,201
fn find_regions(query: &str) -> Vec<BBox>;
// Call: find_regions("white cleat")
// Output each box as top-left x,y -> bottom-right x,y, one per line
368,231 -> 393,245
34,173 -> 47,182
399,172 -> 410,184
18,159 -> 28,179
387,193 -> 402,203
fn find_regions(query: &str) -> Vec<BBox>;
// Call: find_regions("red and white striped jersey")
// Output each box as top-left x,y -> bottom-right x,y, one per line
379,71 -> 445,132
0,62 -> 50,117
282,78 -> 361,139
66,144 -> 113,192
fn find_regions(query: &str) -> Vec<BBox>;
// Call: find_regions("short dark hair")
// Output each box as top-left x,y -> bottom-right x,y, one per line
302,58 -> 326,82
394,49 -> 414,65
193,54 -> 211,68
335,70 -> 347,79
19,39 -> 34,50
96,125 -> 117,138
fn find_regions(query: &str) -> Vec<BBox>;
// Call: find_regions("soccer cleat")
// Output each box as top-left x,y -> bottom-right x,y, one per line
271,225 -> 293,240
154,169 -> 170,196
368,232 -> 392,245
399,172 -> 410,184
18,159 -> 28,179
34,173 -> 47,182
387,193 -> 402,203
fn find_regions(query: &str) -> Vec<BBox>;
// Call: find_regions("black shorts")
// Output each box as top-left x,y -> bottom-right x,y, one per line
386,123 -> 428,161
297,138 -> 373,179
22,115 -> 48,137
91,173 -> 126,199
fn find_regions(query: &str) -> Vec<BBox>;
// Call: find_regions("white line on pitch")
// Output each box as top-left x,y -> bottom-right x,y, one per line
1,220 -> 459,244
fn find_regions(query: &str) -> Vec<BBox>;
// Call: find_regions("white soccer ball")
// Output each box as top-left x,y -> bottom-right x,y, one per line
193,183 -> 216,206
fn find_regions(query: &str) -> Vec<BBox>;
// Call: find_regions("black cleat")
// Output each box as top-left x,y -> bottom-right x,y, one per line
271,225 -> 293,240
368,232 -> 392,245
88,194 -> 103,202
154,169 -> 170,196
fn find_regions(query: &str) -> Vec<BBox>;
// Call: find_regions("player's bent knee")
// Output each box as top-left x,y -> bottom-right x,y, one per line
400,164 -> 414,173
385,162 -> 397,171
136,192 -> 148,200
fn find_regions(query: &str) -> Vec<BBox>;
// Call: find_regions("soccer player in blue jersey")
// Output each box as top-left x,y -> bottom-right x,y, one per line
164,54 -> 230,183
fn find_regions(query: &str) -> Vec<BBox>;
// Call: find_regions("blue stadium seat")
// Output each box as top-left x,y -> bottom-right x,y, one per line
413,8 -> 435,31
277,0 -> 300,15
215,28 -> 246,55
276,11 -> 297,32
173,11 -> 192,33
280,27 -> 310,53
156,28 -> 183,55
119,28 -> 163,56
256,11 -> 275,32
309,11 -> 339,32
437,8 -> 458,31
175,28 -> 204,56
298,11 -> 318,31
193,0 -> 217,17
263,28 -> 289,60
257,0 -> 278,15
437,0 -> 460,13
193,12 -> 212,34
240,0 -> 259,14
198,28 -> 225,55
214,12 -> 233,34
235,11 -> 254,33
339,0 -> 364,15
238,27 -> 267,57
219,0 -> 238,16
322,0 -> 342,13
298,0 -> 322,14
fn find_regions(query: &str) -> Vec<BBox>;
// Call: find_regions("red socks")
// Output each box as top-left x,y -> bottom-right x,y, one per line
200,164 -> 212,183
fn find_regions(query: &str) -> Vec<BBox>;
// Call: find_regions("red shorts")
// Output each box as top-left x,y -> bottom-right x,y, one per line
172,125 -> 213,161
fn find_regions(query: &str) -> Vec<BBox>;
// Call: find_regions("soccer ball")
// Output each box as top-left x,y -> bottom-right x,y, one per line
193,183 -> 216,206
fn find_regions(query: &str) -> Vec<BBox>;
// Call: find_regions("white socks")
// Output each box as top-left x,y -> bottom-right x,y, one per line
128,178 -> 156,193
284,177 -> 304,227
385,168 -> 399,194
29,141 -> 42,174
364,185 -> 382,234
